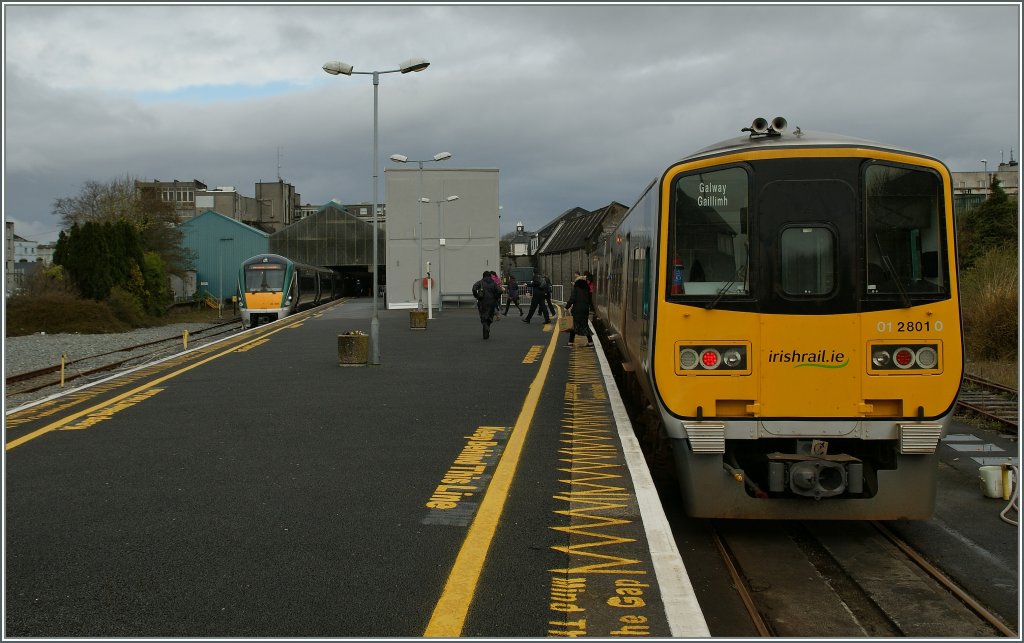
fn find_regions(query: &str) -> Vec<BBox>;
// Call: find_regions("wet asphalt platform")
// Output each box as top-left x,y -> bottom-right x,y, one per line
4,298 -> 709,638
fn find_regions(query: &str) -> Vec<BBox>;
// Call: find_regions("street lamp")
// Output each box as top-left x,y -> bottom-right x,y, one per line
422,195 -> 459,312
390,152 -> 452,307
218,237 -> 234,319
322,57 -> 430,365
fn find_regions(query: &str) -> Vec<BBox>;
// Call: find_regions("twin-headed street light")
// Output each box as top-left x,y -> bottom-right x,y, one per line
390,151 -> 452,166
322,57 -> 430,365
420,195 -> 459,313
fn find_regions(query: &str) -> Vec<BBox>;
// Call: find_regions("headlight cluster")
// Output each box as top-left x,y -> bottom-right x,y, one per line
679,345 -> 747,371
870,344 -> 939,371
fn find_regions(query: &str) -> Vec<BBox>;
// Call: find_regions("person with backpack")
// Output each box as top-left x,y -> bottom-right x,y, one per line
565,271 -> 595,347
472,270 -> 504,339
522,272 -> 551,325
542,274 -> 556,318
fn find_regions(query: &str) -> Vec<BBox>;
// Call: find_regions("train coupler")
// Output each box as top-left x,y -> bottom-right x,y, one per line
767,452 -> 863,498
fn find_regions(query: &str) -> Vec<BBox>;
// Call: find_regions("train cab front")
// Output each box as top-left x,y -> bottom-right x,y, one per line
238,255 -> 292,329
657,316 -> 961,521
651,135 -> 961,520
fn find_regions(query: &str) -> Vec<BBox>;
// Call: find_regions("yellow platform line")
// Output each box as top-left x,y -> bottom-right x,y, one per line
5,318 -> 306,451
423,313 -> 561,637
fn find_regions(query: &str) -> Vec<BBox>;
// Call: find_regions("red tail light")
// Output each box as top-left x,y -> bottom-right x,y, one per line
678,344 -> 748,373
870,344 -> 940,372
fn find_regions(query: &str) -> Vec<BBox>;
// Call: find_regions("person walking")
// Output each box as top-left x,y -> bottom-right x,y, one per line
542,274 -> 556,318
473,270 -> 504,339
522,272 -> 551,324
565,271 -> 595,347
503,274 -> 523,316
490,271 -> 504,320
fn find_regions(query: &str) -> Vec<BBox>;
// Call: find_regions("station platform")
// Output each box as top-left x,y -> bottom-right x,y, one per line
4,298 -> 710,638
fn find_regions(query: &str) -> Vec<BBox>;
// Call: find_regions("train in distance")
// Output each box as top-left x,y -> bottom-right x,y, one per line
590,116 -> 963,521
237,253 -> 342,329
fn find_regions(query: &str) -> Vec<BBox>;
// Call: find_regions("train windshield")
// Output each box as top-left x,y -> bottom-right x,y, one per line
864,164 -> 947,298
668,166 -> 750,297
245,264 -> 285,292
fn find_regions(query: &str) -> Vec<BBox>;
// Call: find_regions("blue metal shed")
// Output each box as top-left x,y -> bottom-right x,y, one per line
179,211 -> 268,303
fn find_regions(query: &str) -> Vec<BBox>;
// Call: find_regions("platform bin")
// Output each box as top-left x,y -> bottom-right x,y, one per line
337,331 -> 368,366
409,309 -> 428,330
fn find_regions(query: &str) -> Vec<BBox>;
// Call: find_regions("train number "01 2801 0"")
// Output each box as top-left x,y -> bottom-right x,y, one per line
877,320 -> 943,333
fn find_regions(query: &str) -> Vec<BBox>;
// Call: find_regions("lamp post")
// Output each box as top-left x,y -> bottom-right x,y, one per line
389,152 -> 452,307
422,195 -> 459,312
981,159 -> 989,195
323,57 -> 430,365
218,237 -> 234,319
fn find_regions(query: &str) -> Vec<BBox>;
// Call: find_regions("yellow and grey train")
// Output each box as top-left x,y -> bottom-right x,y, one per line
592,117 -> 963,520
238,254 -> 341,329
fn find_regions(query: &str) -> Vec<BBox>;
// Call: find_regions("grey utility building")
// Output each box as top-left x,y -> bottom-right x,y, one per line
384,167 -> 500,310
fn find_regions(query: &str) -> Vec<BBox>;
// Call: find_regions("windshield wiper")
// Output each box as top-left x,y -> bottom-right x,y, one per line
873,234 -> 911,308
705,265 -> 745,310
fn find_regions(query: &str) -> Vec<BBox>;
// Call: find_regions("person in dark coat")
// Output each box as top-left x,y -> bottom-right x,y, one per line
565,272 -> 594,347
473,270 -> 504,339
542,274 -> 556,318
503,274 -> 523,316
522,272 -> 551,324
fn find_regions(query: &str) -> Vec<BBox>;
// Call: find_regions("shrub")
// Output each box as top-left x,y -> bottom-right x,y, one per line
960,245 -> 1018,361
4,292 -> 130,337
106,286 -> 147,327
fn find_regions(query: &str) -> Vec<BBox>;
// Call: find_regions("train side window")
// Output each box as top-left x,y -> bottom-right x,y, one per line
669,166 -> 750,297
642,245 -> 651,319
780,226 -> 835,296
299,270 -> 317,294
864,164 -> 947,296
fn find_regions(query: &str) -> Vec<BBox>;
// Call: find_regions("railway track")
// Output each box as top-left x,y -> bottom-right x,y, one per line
4,319 -> 242,398
710,518 -> 1016,637
957,374 -> 1019,431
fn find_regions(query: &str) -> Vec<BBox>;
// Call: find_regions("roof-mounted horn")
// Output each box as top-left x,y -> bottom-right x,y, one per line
742,116 -> 787,138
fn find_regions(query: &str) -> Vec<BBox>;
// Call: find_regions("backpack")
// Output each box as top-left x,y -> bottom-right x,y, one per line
472,280 -> 485,300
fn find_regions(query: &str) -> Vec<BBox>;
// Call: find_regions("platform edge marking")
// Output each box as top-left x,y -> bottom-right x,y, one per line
589,322 -> 712,638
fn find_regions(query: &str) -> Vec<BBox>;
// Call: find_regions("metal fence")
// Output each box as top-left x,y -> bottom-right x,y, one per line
500,284 -> 564,308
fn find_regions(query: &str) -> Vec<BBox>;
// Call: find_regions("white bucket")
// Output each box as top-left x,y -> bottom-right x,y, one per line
979,465 -> 1004,498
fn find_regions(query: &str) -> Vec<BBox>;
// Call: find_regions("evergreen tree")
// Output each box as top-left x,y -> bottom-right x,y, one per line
52,174 -> 190,275
957,175 -> 1018,270
51,175 -> 183,318
108,219 -> 146,291
55,221 -> 115,300
52,218 -> 168,313
141,252 -> 172,314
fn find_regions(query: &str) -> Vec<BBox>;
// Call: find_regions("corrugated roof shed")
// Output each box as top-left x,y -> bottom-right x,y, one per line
537,207 -> 606,254
269,201 -> 381,267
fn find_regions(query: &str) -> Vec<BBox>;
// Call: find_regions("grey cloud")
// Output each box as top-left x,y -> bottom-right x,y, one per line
3,3 -> 1019,243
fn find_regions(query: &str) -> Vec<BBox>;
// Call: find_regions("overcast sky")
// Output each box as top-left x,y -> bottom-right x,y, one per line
3,3 -> 1021,244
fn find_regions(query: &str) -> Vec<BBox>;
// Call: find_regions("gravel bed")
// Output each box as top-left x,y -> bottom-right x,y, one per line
4,320 -> 240,411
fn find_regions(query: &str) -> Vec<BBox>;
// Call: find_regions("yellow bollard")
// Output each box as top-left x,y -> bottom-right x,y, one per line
183,329 -> 189,350
1002,464 -> 1013,501
60,353 -> 66,388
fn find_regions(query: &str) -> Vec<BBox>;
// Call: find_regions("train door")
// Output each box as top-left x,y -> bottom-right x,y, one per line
756,175 -> 863,422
